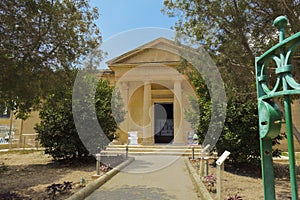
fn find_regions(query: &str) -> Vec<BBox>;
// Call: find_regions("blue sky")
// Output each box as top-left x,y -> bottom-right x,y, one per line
89,0 -> 178,68
90,0 -> 177,40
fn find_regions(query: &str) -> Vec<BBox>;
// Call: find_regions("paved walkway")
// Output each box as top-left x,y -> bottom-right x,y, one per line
86,156 -> 200,200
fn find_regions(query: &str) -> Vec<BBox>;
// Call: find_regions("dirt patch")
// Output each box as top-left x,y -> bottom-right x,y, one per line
0,150 -> 125,199
190,158 -> 300,200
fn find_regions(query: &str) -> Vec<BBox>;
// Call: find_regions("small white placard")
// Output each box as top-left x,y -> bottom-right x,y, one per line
216,150 -> 231,165
128,131 -> 138,145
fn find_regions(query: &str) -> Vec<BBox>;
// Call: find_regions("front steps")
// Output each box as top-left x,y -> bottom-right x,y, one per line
101,144 -> 207,157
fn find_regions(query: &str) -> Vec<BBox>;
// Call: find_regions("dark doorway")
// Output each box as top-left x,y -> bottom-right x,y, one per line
154,103 -> 174,144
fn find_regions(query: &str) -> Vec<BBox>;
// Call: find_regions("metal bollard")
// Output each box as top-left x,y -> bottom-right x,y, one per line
200,144 -> 211,177
199,158 -> 204,177
192,147 -> 195,160
217,163 -> 224,200
96,153 -> 101,175
199,149 -> 204,177
126,145 -> 128,158
204,158 -> 209,176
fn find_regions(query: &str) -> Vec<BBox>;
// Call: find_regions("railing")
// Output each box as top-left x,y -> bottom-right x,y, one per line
21,133 -> 40,149
0,133 -> 40,150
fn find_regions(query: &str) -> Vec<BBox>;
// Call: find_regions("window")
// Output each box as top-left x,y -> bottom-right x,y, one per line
0,107 -> 10,118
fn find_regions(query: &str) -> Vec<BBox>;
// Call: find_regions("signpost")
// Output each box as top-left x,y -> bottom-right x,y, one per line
216,150 -> 230,200
255,16 -> 299,200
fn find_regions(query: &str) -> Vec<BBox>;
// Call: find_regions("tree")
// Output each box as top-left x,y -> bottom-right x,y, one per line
183,66 -> 284,163
163,0 -> 299,163
35,71 -> 125,160
163,0 -> 300,93
0,0 -> 101,118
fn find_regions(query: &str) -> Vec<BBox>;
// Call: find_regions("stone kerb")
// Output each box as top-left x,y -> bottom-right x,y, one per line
184,157 -> 213,200
66,157 -> 135,200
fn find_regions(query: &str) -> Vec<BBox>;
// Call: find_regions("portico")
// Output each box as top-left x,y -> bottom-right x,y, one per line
103,38 -> 196,145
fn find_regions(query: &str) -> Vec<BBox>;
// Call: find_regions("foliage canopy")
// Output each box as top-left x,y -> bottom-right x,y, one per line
0,0 -> 101,118
163,0 -> 300,93
164,1 -> 296,163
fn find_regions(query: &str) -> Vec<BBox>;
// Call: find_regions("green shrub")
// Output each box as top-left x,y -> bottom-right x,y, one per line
35,71 -> 125,159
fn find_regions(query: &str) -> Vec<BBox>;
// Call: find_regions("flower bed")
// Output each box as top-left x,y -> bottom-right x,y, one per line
0,151 -> 126,199
189,157 -> 299,200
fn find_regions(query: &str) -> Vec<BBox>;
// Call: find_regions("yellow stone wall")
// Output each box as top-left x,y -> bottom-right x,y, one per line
0,111 -> 40,147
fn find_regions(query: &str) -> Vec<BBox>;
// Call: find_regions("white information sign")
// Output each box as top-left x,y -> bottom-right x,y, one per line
128,131 -> 138,145
216,150 -> 231,166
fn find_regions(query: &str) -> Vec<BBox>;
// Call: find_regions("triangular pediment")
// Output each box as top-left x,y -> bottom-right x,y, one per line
106,37 -> 181,66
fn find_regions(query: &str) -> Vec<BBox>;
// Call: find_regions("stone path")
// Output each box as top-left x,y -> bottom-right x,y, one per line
86,155 -> 200,200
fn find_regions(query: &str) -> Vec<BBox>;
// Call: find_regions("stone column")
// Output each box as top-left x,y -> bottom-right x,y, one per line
121,82 -> 129,132
173,80 -> 184,144
113,81 -> 129,144
142,81 -> 152,144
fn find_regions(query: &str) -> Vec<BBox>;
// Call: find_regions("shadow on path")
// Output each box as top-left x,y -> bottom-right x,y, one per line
122,155 -> 180,173
87,185 -> 176,200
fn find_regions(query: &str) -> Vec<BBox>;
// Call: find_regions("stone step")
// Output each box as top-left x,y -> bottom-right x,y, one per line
106,144 -> 202,149
104,147 -> 203,153
101,151 -> 204,157
101,144 -> 209,157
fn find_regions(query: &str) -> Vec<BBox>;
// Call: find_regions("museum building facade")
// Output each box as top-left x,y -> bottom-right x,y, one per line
102,37 -> 196,145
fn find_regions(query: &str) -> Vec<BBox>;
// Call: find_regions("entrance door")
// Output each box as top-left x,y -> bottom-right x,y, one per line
154,103 -> 174,144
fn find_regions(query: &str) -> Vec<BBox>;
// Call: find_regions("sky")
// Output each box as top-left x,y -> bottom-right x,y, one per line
90,0 -> 177,40
89,0 -> 178,69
